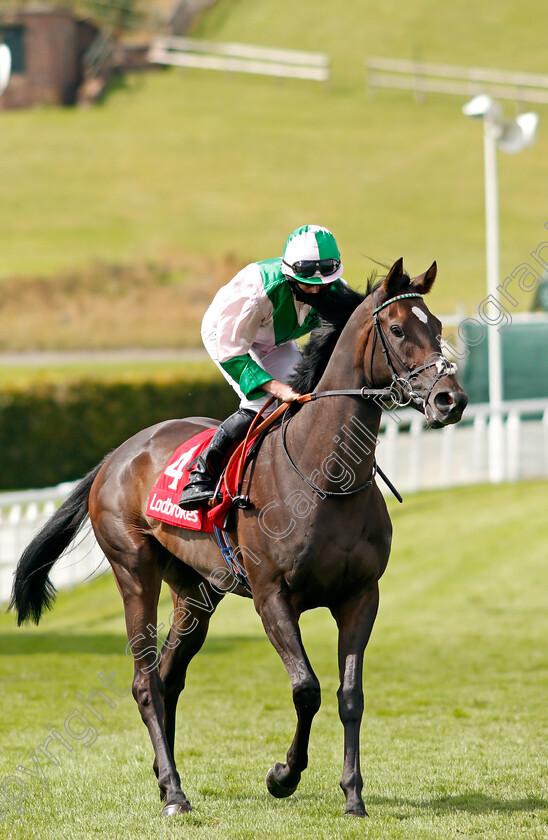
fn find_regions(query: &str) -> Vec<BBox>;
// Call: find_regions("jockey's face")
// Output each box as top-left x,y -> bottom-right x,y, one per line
296,282 -> 321,295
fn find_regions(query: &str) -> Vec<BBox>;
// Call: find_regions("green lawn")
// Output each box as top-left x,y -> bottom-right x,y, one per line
0,0 -> 547,350
1,481 -> 547,839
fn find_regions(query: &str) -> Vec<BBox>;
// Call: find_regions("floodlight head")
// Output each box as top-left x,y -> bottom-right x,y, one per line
497,111 -> 539,154
462,94 -> 501,120
515,111 -> 539,147
0,44 -> 11,96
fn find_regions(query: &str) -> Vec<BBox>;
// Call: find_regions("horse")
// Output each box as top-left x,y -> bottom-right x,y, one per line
10,257 -> 468,818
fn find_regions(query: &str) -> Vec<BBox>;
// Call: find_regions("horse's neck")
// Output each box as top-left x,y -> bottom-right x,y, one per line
287,319 -> 381,489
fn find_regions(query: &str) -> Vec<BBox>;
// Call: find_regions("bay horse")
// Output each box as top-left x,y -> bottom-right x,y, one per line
10,258 -> 467,817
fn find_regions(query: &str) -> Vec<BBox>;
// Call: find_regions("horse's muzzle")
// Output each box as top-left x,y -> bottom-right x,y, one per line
427,388 -> 468,427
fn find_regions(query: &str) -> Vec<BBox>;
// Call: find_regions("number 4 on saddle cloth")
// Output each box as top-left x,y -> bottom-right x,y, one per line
146,428 -> 258,591
146,397 -> 285,533
146,429 -> 235,532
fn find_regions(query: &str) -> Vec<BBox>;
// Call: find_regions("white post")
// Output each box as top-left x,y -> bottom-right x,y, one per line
472,413 -> 488,481
483,115 -> 505,483
0,44 -> 11,97
506,410 -> 521,482
408,416 -> 423,492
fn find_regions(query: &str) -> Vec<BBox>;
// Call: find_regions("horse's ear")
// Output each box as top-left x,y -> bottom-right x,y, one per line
411,261 -> 437,294
382,257 -> 405,295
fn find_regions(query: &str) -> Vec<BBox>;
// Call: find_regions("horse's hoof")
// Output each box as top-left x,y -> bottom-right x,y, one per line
162,801 -> 192,817
266,763 -> 298,799
344,806 -> 369,818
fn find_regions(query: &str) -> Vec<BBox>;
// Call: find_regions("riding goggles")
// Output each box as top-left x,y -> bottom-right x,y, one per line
284,258 -> 341,279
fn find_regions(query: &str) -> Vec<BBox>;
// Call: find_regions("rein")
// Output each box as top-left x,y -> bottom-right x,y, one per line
280,389 -> 400,500
224,385 -> 403,506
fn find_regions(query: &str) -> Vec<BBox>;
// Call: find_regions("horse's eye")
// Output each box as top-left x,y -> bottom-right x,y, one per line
390,325 -> 404,338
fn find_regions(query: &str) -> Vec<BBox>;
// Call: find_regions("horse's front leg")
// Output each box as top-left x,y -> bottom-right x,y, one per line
331,583 -> 380,817
256,588 -> 321,799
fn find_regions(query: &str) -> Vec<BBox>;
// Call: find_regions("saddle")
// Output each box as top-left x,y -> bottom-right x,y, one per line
146,398 -> 291,534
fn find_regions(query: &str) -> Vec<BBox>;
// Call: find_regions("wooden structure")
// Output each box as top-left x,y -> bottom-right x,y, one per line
0,4 -> 98,108
367,57 -> 548,106
149,36 -> 330,83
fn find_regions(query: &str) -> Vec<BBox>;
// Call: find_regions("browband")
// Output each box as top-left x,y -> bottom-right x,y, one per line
372,292 -> 423,314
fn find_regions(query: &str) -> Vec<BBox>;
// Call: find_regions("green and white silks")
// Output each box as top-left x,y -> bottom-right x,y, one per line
201,257 -> 345,402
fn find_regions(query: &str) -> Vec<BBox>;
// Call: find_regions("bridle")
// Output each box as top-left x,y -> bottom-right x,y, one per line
368,291 -> 457,411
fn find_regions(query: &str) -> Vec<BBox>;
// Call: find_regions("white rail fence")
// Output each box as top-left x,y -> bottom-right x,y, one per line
366,57 -> 548,105
148,36 -> 330,82
1,398 -> 547,604
0,483 -> 106,607
377,398 -> 548,493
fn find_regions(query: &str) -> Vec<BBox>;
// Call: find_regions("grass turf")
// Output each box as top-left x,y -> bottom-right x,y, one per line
0,0 -> 547,352
1,480 -> 547,838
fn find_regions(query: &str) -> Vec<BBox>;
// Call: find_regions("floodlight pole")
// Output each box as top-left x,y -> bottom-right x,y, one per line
483,113 -> 505,483
465,95 -> 539,483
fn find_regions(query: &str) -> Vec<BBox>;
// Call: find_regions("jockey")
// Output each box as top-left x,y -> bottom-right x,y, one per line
178,224 -> 346,510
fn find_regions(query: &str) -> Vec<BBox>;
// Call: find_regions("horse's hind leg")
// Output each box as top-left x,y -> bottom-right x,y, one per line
109,540 -> 192,816
152,562 -> 225,791
257,589 -> 321,798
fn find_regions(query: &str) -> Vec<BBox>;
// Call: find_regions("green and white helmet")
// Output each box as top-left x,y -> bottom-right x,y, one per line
282,224 -> 343,285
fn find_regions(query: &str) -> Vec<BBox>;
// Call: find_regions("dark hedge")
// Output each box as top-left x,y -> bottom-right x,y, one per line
0,377 -> 238,490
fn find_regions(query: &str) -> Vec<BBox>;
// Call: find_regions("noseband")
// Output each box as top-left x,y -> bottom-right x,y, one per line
369,291 -> 457,410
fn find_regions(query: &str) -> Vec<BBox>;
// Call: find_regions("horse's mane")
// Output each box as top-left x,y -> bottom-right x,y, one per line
289,271 -> 412,394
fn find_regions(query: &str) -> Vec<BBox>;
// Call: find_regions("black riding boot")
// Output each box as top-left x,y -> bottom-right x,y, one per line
178,408 -> 257,510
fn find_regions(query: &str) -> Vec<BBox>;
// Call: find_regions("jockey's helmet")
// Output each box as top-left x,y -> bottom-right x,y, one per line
282,225 -> 344,285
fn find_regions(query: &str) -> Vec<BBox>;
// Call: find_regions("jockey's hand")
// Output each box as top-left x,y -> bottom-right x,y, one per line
262,379 -> 301,403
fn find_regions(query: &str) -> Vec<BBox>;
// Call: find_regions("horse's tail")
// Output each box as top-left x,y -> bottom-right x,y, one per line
9,460 -> 105,626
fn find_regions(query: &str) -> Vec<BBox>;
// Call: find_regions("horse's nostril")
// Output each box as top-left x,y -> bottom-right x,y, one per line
434,391 -> 468,414
434,392 -> 455,411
